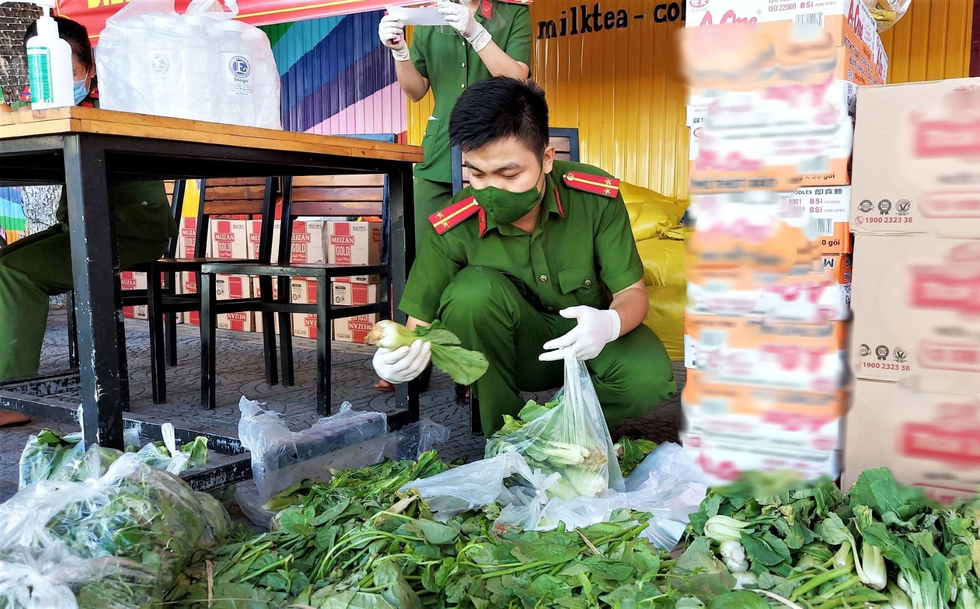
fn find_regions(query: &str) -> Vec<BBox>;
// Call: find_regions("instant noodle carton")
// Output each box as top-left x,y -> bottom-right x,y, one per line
121,271 -> 148,320
683,0 -> 883,75
291,220 -> 327,265
179,272 -> 199,326
251,277 -> 280,334
332,281 -> 379,307
682,368 -> 844,484
851,234 -> 980,388
290,277 -> 320,339
333,314 -> 380,344
844,378 -> 980,503
851,78 -> 980,238
215,274 -> 252,332
210,220 -> 248,260
325,221 -> 382,266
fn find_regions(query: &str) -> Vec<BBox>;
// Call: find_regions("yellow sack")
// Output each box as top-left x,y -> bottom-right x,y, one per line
636,238 -> 686,288
645,285 -> 685,361
621,181 -> 688,241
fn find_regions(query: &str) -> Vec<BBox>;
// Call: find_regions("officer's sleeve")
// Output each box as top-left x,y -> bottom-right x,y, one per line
409,27 -> 429,79
594,194 -> 644,294
504,6 -> 532,69
398,227 -> 462,323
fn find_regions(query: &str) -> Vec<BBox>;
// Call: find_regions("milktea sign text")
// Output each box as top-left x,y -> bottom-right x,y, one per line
537,1 -> 684,39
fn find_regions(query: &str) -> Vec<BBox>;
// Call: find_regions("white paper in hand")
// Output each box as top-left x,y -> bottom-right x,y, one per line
385,5 -> 450,26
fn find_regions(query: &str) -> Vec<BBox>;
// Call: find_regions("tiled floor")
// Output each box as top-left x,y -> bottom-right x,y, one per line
0,310 -> 686,502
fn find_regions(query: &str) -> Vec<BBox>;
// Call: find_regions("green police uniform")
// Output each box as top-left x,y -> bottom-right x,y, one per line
399,160 -> 677,436
0,88 -> 177,381
409,0 -> 532,238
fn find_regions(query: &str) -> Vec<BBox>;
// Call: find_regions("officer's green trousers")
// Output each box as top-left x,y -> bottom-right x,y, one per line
439,266 -> 677,437
0,225 -> 168,381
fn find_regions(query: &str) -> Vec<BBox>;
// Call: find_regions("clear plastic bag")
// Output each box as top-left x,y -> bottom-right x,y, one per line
0,450 -> 222,588
485,356 -> 624,500
18,430 -> 84,489
0,545 -> 159,609
400,452 -> 559,521
863,0 -> 911,31
97,0 -> 282,128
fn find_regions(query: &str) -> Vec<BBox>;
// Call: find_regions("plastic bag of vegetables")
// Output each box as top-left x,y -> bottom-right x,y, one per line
0,449 -> 227,589
486,355 -> 624,500
18,429 -> 85,489
0,545 -> 159,609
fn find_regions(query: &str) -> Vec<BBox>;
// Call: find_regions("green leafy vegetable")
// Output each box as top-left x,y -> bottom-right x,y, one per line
367,320 -> 489,385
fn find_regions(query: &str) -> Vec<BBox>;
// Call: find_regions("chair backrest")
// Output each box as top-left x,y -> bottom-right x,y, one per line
194,177 -> 277,260
450,128 -> 581,194
162,179 -> 188,257
278,134 -> 395,265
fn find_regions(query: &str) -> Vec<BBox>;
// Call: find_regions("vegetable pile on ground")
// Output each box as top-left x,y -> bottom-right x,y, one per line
682,467 -> 980,608
367,320 -> 489,385
166,450 -> 704,609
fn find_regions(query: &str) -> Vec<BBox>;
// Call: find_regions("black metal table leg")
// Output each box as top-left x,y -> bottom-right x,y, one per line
66,290 -> 79,369
316,276 -> 330,416
147,267 -> 167,403
200,271 -> 218,410
63,135 -> 127,450
388,164 -> 420,428
279,276 -> 295,387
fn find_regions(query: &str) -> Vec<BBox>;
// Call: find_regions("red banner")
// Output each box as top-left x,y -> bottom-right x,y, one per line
55,0 -> 395,41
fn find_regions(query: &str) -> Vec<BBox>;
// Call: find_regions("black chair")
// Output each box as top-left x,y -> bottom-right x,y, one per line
449,128 -> 581,434
199,134 -> 397,414
144,177 -> 280,403
66,179 -> 188,404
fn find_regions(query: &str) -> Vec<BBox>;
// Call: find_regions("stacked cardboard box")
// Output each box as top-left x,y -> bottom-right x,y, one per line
326,221 -> 383,343
844,77 -> 980,502
679,0 -> 883,483
216,274 -> 253,332
120,271 -> 148,320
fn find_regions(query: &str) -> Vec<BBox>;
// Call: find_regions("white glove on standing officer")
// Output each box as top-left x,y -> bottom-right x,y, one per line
378,14 -> 411,62
373,340 -> 432,384
437,1 -> 492,52
539,306 -> 622,362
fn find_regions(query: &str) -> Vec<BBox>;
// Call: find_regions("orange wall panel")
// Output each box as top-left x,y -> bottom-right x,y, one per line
880,0 -> 973,83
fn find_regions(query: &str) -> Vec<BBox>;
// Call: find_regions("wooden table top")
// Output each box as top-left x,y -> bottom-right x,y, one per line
0,106 -> 424,164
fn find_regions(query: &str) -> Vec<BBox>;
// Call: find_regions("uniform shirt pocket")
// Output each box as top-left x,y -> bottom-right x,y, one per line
558,265 -> 599,295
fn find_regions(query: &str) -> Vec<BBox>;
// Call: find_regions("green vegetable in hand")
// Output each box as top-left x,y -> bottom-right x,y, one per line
367,320 -> 489,385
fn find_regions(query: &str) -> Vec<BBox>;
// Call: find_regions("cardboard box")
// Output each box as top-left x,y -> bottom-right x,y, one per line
785,187 -> 854,255
851,78 -> 980,238
851,234 -> 980,387
180,272 -> 199,326
332,281 -> 379,307
215,274 -> 252,332
335,274 -> 382,284
120,271 -> 148,320
325,221 -> 382,266
682,368 -> 843,484
290,278 -> 320,339
247,219 -> 263,260
178,217 -> 200,258
333,314 -> 380,344
843,379 -> 980,503
252,277 -> 280,334
291,220 -> 327,265
210,219 -> 248,260
684,0 -> 883,77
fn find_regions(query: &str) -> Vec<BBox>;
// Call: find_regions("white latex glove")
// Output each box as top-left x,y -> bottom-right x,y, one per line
437,1 -> 492,52
379,14 -> 411,61
539,306 -> 622,362
373,340 -> 432,383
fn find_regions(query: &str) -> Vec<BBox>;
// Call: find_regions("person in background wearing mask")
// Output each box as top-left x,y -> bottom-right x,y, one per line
0,17 -> 177,428
371,77 -> 677,436
376,0 -> 532,393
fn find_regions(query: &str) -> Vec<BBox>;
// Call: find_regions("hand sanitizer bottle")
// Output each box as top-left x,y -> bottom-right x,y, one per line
25,0 -> 74,109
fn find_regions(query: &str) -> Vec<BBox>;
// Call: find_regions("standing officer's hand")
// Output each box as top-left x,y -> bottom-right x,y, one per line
379,14 -> 411,61
373,340 -> 431,384
437,1 -> 492,52
539,306 -> 622,362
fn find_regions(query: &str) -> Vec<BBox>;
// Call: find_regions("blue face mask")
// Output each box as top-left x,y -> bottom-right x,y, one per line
73,79 -> 89,105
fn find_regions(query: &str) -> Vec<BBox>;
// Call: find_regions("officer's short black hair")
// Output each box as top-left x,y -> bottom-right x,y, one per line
450,78 -> 549,160
25,17 -> 93,71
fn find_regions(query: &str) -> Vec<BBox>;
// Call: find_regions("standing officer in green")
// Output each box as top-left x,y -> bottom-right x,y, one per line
378,0 -> 533,235
372,78 -> 676,436
0,17 -> 176,427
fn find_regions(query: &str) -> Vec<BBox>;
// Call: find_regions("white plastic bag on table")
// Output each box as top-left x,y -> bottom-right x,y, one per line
399,452 -> 559,521
0,545 -> 159,609
96,0 -> 281,129
485,355 -> 624,500
0,450 -> 225,588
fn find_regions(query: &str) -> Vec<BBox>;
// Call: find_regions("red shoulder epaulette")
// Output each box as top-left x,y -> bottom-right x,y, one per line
496,0 -> 533,4
563,171 -> 620,198
477,0 -> 531,20
429,196 -> 482,235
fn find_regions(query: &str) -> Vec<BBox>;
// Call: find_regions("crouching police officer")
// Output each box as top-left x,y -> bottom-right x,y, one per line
371,77 -> 676,436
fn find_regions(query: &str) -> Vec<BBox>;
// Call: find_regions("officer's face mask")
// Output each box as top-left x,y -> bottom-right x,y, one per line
474,165 -> 545,225
73,79 -> 89,105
